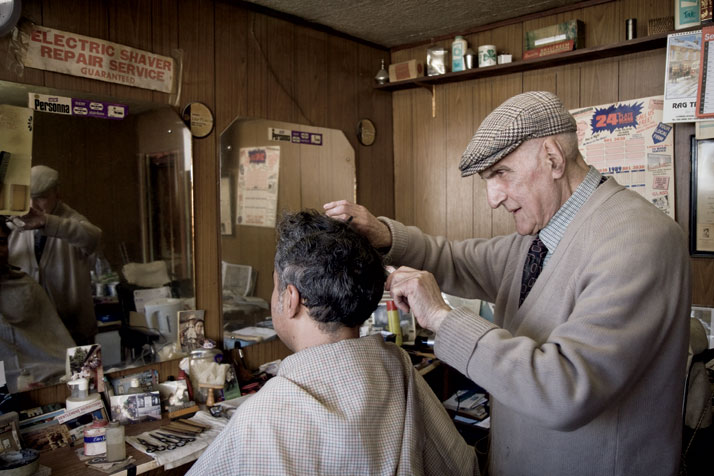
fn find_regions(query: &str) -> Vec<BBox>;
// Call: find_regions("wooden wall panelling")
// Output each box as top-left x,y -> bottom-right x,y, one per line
108,0 -> 153,103
581,2 -> 619,48
356,44 -> 394,218
619,0 -> 674,40
555,64 -> 581,109
177,0 -> 219,341
472,79 -> 494,238
263,15 -> 297,123
617,50 -> 666,101
523,69 -> 557,94
214,1 -> 250,131
580,58 -> 619,106
0,0 -> 43,84
40,0 -> 112,96
294,27 -> 328,126
413,85 -> 446,235
393,89 -> 415,224
149,0 -> 179,105
244,13 -> 271,120
490,73 -> 521,237
444,81 -> 474,241
326,36 -> 358,149
491,23 -> 523,60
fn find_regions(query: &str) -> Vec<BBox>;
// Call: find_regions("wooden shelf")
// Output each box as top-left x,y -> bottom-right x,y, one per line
375,31 -> 671,92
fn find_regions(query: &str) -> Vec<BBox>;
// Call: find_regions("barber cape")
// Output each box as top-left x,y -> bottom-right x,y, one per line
187,334 -> 478,476
0,269 -> 75,392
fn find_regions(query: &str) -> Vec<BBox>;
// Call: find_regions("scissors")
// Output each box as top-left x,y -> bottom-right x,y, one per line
137,437 -> 165,453
157,432 -> 195,444
148,433 -> 177,450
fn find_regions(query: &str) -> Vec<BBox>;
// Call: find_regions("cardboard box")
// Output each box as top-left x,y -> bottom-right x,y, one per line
388,60 -> 424,82
648,16 -> 674,35
525,19 -> 584,51
522,40 -> 575,60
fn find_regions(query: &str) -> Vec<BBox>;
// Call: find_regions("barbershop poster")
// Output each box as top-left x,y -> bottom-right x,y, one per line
571,96 -> 676,219
20,25 -> 175,93
235,146 -> 280,228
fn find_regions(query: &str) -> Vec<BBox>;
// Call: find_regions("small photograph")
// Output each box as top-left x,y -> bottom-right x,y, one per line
110,392 -> 161,425
179,310 -> 206,353
109,369 -> 159,396
66,345 -> 104,393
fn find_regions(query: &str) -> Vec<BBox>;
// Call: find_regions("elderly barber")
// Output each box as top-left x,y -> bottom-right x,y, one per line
9,165 -> 102,345
325,91 -> 690,476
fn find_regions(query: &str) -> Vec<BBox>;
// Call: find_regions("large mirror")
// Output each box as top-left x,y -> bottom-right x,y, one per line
0,80 -> 194,393
219,118 -> 355,340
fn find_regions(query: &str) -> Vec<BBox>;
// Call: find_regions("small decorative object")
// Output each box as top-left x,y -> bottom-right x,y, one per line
426,45 -> 448,76
181,102 -> 214,138
478,45 -> 497,67
451,35 -> 468,72
357,119 -> 376,146
464,48 -> 475,69
374,59 -> 389,84
388,59 -> 423,82
648,16 -> 674,35
497,53 -> 513,64
626,18 -> 637,40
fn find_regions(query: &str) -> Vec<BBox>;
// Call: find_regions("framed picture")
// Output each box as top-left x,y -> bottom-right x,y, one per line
690,138 -> 714,256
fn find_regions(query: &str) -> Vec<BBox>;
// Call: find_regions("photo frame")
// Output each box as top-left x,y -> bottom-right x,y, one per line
690,137 -> 714,256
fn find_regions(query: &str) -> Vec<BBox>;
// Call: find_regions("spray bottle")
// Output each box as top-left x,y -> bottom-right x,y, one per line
386,301 -> 403,346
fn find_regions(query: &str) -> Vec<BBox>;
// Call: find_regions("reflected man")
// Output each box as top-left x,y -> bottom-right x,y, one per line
9,165 -> 102,345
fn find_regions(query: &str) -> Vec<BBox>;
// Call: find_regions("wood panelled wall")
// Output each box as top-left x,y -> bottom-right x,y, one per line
0,0 -> 394,344
390,0 -> 714,306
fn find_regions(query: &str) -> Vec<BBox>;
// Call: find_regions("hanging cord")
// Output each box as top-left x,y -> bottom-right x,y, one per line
249,15 -> 313,126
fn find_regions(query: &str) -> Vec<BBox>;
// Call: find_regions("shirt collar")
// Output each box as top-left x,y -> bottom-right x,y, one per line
539,166 -> 602,256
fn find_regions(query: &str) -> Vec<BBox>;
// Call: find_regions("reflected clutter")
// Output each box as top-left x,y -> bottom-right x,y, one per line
0,80 -> 195,393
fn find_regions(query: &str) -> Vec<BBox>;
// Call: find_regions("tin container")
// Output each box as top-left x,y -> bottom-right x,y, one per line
83,421 -> 107,456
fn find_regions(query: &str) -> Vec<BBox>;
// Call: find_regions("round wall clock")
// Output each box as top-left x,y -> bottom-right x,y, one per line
181,102 -> 214,138
357,118 -> 376,146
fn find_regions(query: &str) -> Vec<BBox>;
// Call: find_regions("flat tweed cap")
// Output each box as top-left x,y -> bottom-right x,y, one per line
459,91 -> 577,177
30,165 -> 59,197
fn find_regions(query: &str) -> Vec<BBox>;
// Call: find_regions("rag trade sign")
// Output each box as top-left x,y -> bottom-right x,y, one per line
20,25 -> 175,94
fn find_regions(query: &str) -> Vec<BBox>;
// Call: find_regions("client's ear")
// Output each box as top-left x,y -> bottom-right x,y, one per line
285,284 -> 302,318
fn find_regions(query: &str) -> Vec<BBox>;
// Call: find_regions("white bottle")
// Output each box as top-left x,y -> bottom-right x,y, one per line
105,420 -> 126,462
452,35 -> 468,72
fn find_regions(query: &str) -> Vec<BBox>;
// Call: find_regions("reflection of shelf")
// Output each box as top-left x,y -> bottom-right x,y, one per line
375,32 -> 672,92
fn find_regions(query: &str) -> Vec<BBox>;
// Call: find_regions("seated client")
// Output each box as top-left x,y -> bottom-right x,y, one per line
187,210 -> 478,475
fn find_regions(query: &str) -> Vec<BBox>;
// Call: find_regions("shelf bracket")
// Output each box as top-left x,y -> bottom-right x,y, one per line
415,82 -> 437,118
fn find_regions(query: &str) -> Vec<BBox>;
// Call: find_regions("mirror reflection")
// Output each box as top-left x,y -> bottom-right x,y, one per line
219,118 -> 355,342
0,80 -> 194,393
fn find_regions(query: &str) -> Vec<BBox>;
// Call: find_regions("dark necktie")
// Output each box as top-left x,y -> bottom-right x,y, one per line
517,175 -> 607,307
519,236 -> 547,307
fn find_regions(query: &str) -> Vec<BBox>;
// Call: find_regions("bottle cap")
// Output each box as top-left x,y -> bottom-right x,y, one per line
386,301 -> 397,311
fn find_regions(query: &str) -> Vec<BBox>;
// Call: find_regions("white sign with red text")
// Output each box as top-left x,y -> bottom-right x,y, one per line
20,24 -> 175,93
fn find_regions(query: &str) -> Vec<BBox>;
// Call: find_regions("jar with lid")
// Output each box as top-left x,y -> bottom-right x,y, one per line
83,420 -> 108,456
105,421 -> 126,462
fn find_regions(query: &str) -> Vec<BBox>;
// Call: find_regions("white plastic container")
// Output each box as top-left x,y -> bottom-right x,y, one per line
451,36 -> 468,72
105,421 -> 126,462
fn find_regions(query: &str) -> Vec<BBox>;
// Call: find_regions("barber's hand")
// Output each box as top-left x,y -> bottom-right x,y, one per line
19,207 -> 47,230
323,200 -> 392,249
386,266 -> 452,334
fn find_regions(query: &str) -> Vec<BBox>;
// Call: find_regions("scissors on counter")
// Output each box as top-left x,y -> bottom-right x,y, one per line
156,431 -> 195,444
137,437 -> 165,453
147,433 -> 177,450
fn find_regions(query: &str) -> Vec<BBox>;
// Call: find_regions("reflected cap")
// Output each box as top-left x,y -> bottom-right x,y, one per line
459,91 -> 577,177
30,165 -> 59,197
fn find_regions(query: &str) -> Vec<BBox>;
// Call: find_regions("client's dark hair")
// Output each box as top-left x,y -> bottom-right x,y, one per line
274,210 -> 386,332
